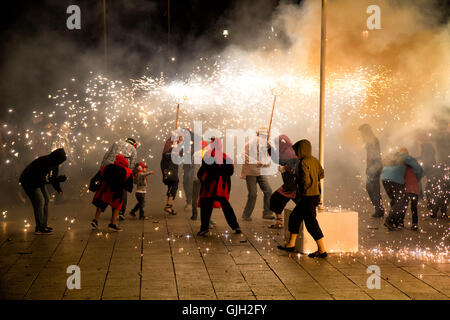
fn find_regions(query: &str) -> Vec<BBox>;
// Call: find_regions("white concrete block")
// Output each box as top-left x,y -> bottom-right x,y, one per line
284,207 -> 359,254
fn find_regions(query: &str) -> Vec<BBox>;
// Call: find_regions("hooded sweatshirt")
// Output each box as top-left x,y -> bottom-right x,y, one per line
293,140 -> 324,197
19,148 -> 67,192
270,135 -> 298,198
381,154 -> 422,185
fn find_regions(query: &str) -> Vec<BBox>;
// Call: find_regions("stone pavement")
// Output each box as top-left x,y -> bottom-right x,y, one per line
0,195 -> 448,300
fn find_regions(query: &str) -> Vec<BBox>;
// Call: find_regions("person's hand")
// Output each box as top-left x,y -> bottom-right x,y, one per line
279,165 -> 286,173
149,170 -> 155,174
257,161 -> 263,167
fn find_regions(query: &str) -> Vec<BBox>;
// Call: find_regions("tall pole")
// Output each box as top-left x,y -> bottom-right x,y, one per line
103,0 -> 107,72
167,0 -> 171,59
319,0 -> 327,207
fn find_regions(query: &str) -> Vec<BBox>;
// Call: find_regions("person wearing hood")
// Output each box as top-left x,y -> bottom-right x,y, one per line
358,124 -> 385,218
241,128 -> 274,221
161,133 -> 184,215
381,151 -> 422,230
267,135 -> 300,229
181,128 -> 197,212
101,138 -> 138,221
90,154 -> 133,231
19,148 -> 67,234
191,140 -> 209,220
197,138 -> 241,236
129,161 -> 154,220
277,139 -> 327,258
397,148 -> 423,230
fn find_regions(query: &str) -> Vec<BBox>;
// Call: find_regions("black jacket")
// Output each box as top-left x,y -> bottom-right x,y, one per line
19,148 -> 67,191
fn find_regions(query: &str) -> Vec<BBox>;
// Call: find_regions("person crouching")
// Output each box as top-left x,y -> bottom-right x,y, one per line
90,154 -> 133,231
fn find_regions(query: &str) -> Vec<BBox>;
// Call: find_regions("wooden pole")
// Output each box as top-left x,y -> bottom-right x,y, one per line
175,103 -> 180,129
103,0 -> 107,72
319,0 -> 327,207
268,95 -> 277,140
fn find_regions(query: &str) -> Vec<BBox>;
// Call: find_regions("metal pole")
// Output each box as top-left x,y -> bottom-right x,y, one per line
319,0 -> 327,207
103,0 -> 107,72
168,0 -> 171,59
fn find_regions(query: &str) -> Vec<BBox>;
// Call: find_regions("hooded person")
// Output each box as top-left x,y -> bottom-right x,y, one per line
161,131 -> 184,215
19,148 -> 67,234
191,140 -> 209,220
398,148 -> 423,230
278,139 -> 327,258
101,138 -> 138,220
381,150 -> 423,230
129,161 -> 154,219
358,124 -> 385,218
90,154 -> 133,231
267,135 -> 300,229
196,138 -> 241,236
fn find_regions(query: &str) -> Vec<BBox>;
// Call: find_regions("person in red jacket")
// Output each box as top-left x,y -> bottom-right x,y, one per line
90,154 -> 133,231
398,148 -> 423,231
197,138 -> 241,236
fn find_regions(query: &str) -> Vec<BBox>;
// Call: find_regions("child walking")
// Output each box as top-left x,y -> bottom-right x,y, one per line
129,161 -> 154,220
398,148 -> 423,231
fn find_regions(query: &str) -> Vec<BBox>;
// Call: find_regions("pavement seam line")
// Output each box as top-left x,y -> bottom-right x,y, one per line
22,232 -> 66,300
187,217 -> 219,300
164,212 -> 180,300
100,232 -> 118,300
61,230 -> 94,299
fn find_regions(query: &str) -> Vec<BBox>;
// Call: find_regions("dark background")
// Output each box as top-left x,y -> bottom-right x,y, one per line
0,0 -> 448,120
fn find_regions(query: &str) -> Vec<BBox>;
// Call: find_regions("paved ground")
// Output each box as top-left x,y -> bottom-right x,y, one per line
0,192 -> 448,300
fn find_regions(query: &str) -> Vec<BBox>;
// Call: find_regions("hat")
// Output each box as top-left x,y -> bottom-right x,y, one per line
126,138 -> 137,148
137,161 -> 147,168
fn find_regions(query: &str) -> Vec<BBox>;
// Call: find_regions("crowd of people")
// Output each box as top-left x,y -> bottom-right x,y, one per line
359,123 -> 449,231
16,121 -> 449,258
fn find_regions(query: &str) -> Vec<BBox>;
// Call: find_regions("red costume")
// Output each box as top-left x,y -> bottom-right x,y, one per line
92,154 -> 133,211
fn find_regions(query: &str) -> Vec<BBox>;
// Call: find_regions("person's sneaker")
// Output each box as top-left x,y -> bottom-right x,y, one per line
91,219 -> 98,229
234,228 -> 242,234
242,216 -> 252,221
277,245 -> 295,252
384,221 -> 395,231
263,214 -> 275,220
118,214 -> 125,221
209,220 -> 217,226
139,215 -> 149,220
164,205 -> 176,215
411,224 -> 419,231
395,222 -> 404,230
197,229 -> 209,237
371,212 -> 384,218
129,211 -> 137,218
44,226 -> 53,231
308,251 -> 327,258
184,204 -> 192,211
190,214 -> 198,221
35,227 -> 52,235
108,224 -> 123,232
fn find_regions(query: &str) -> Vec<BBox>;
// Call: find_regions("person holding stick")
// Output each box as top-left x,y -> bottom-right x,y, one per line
241,128 -> 274,221
161,132 -> 183,215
